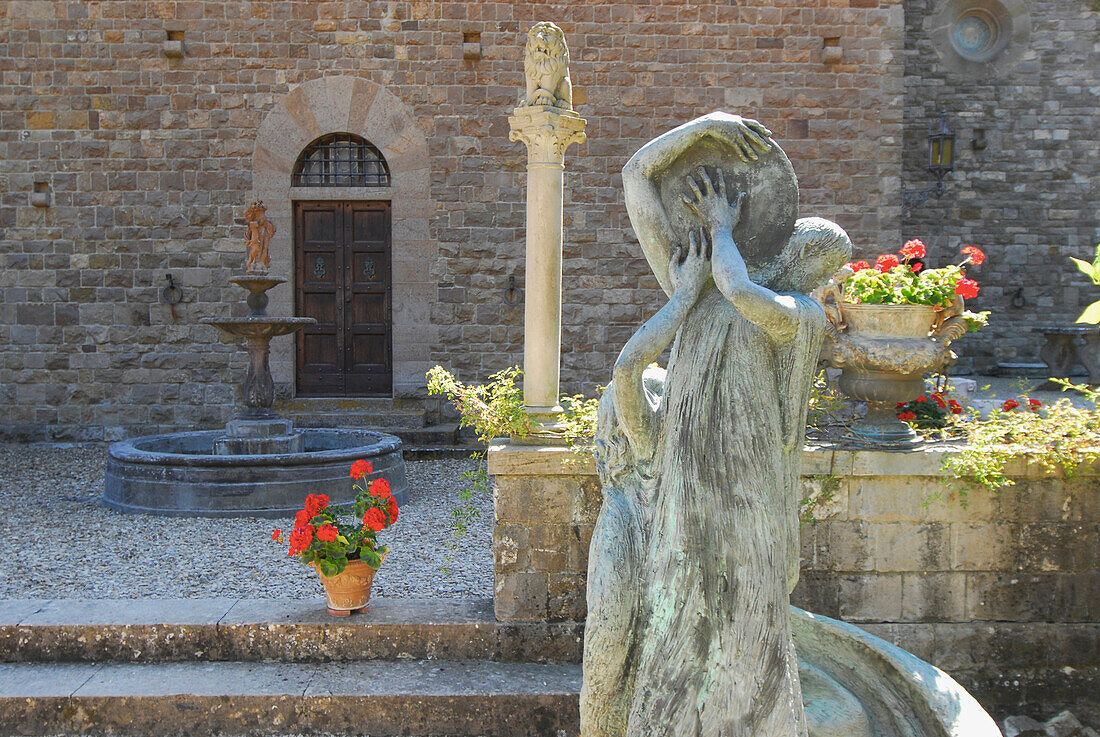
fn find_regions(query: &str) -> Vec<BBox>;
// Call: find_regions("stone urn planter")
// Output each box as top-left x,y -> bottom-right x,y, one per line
821,303 -> 966,443
313,555 -> 383,617
814,242 -> 985,443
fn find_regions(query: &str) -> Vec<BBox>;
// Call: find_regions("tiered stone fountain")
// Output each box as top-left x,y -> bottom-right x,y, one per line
103,203 -> 407,517
202,275 -> 314,456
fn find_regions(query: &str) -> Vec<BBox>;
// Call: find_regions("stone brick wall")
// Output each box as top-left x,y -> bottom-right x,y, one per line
796,447 -> 1100,718
488,442 -> 1099,717
429,0 -> 905,400
10,0 -> 1097,438
0,0 -> 903,439
899,0 -> 1100,372
491,451 -> 602,622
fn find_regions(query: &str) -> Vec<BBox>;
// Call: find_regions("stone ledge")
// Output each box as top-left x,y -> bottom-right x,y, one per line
488,440 -> 1100,479
487,441 -> 595,476
0,598 -> 583,664
0,660 -> 581,737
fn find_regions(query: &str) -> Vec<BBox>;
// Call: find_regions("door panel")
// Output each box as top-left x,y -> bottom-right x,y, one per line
295,202 -> 344,396
344,203 -> 392,396
294,200 -> 392,397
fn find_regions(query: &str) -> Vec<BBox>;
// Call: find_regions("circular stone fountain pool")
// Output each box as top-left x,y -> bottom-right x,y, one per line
103,428 -> 408,518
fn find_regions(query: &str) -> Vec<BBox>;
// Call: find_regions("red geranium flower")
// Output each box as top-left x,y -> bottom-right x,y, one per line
911,262 -> 923,273
1027,398 -> 1042,411
915,396 -> 927,403
316,523 -> 339,543
271,529 -> 282,541
875,254 -> 900,272
387,497 -> 399,524
961,246 -> 985,265
846,260 -> 871,272
900,239 -> 926,259
932,394 -> 948,409
955,278 -> 980,299
1003,399 -> 1019,411
948,400 -> 962,415
363,507 -> 387,532
898,411 -> 917,421
350,459 -> 372,479
288,524 -> 315,554
369,477 -> 391,498
303,493 -> 329,518
295,508 -> 313,528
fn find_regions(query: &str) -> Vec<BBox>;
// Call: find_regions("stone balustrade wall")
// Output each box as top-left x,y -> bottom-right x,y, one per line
489,442 -> 1099,718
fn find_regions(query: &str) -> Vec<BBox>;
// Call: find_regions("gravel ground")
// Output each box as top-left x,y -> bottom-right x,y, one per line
0,444 -> 492,600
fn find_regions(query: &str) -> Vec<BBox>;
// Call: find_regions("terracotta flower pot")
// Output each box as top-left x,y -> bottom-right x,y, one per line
312,555 -> 383,617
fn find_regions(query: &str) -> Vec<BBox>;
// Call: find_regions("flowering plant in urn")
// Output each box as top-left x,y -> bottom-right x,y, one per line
272,459 -> 398,615
840,240 -> 987,320
815,240 -> 989,444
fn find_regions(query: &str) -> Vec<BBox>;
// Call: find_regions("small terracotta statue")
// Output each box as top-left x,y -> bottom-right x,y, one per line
244,200 -> 275,274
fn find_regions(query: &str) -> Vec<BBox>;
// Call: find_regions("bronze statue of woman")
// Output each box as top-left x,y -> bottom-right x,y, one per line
582,113 -> 852,737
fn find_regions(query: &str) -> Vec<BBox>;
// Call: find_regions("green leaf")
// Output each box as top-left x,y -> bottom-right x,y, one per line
1076,300 -> 1100,324
362,548 -> 382,569
318,559 -> 339,577
1070,257 -> 1097,281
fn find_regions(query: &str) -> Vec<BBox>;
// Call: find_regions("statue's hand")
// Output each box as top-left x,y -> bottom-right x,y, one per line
669,227 -> 711,299
697,112 -> 773,162
682,168 -> 746,237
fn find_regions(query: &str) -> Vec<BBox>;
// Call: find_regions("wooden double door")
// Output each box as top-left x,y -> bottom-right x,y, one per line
294,201 -> 392,397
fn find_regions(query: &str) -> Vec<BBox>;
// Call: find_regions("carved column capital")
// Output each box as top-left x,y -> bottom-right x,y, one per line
508,106 -> 587,166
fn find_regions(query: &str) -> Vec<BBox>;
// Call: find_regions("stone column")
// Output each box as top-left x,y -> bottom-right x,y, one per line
508,105 -> 586,434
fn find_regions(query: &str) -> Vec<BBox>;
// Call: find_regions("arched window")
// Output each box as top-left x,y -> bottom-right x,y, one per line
291,133 -> 391,187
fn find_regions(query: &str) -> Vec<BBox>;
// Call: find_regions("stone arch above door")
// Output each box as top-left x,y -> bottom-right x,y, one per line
251,76 -> 433,398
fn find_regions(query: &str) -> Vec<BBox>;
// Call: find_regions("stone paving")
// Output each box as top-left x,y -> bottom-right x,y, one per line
0,446 -> 492,600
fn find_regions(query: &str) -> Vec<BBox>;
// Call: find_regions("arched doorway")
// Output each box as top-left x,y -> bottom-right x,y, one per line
250,76 -> 433,400
293,134 -> 392,396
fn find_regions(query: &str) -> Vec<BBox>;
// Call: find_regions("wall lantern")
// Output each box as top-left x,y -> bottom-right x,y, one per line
903,110 -> 956,215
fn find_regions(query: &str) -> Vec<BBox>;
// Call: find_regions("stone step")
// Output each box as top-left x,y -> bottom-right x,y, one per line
275,397 -> 439,431
403,445 -> 486,461
391,422 -> 463,445
288,410 -> 427,430
0,659 -> 581,737
274,397 -> 425,413
0,598 -> 583,664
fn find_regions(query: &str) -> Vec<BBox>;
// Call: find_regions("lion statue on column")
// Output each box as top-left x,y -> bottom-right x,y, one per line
521,21 -> 573,110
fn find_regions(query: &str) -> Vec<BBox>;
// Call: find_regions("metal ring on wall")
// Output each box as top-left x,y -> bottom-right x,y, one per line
161,274 -> 183,305
503,275 -> 523,306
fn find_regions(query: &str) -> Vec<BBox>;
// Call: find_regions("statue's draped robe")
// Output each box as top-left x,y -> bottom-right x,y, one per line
582,417 -> 654,737
625,287 -> 825,737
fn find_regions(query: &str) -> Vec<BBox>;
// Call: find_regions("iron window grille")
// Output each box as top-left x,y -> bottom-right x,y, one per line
292,133 -> 391,187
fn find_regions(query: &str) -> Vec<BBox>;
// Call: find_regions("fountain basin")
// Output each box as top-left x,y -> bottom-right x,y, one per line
792,607 -> 1002,737
103,429 -> 407,518
201,316 -> 315,340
